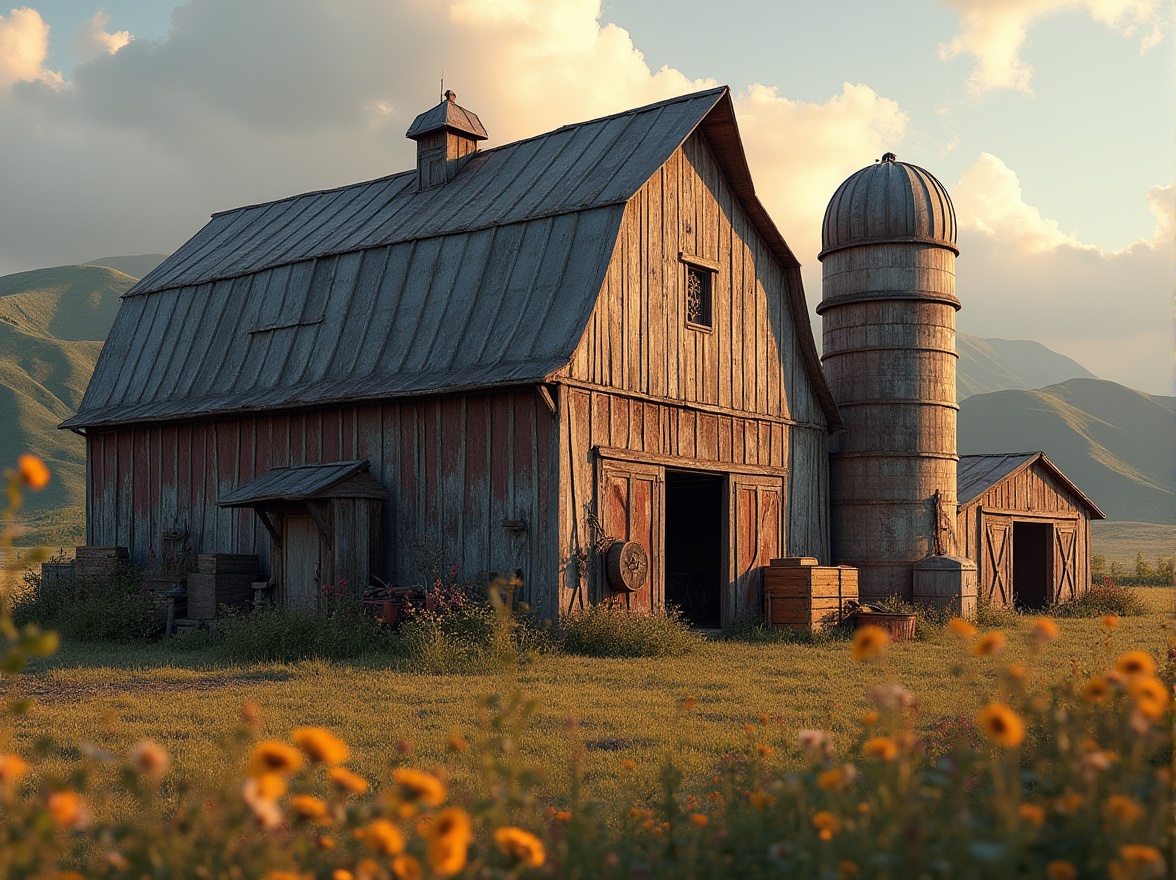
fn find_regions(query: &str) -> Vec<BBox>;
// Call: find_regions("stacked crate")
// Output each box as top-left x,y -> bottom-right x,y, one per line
186,554 -> 260,620
74,546 -> 129,582
764,557 -> 858,631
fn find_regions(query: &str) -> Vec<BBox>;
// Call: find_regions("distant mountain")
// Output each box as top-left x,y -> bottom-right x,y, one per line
84,254 -> 167,280
957,334 -> 1097,400
958,378 -> 1175,524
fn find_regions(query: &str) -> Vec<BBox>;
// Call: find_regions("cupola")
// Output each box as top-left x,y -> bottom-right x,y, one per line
405,90 -> 488,191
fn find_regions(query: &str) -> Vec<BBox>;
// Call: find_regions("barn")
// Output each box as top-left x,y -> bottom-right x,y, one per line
62,86 -> 842,627
956,452 -> 1105,609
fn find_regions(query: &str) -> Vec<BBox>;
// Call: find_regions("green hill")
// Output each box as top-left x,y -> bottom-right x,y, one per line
0,264 -> 137,544
958,378 -> 1175,524
957,334 -> 1097,400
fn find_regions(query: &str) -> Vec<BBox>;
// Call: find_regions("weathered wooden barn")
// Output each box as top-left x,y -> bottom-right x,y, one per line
63,86 -> 842,627
956,452 -> 1105,609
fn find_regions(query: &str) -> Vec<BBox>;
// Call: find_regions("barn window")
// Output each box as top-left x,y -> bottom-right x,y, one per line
680,253 -> 718,330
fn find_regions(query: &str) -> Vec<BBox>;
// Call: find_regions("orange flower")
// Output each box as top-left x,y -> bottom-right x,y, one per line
818,767 -> 846,791
364,819 -> 405,855
1129,676 -> 1170,720
0,753 -> 29,789
1102,614 -> 1119,629
392,768 -> 446,806
946,617 -> 976,637
1017,803 -> 1045,826
130,740 -> 169,781
747,790 -> 776,810
391,855 -> 423,880
425,808 -> 472,876
447,735 -> 469,753
1031,618 -> 1059,642
494,826 -> 547,867
812,810 -> 842,841
1081,675 -> 1110,703
332,871 -> 355,880
680,695 -> 698,711
863,736 -> 898,761
246,741 -> 303,778
688,812 -> 708,827
328,766 -> 369,795
1046,861 -> 1077,880
291,727 -> 349,765
1103,794 -> 1144,825
1115,651 -> 1156,678
16,454 -> 50,490
47,791 -> 87,829
289,794 -> 331,823
970,631 -> 1006,657
976,703 -> 1024,748
851,625 -> 890,661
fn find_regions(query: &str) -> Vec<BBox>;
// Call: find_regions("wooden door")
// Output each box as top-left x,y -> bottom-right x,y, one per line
981,514 -> 1012,607
1054,524 -> 1078,604
728,475 -> 783,626
597,460 -> 663,612
283,514 -> 322,611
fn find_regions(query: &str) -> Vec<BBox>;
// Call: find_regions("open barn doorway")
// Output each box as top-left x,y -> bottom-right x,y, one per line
664,471 -> 723,628
1013,522 -> 1052,609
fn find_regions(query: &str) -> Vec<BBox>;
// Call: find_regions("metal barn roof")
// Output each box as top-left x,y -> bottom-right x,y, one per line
958,452 -> 1105,518
64,86 -> 838,430
218,460 -> 389,507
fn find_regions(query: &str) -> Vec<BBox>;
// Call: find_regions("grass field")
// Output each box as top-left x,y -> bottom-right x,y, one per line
1091,521 -> 1176,566
11,587 -> 1171,812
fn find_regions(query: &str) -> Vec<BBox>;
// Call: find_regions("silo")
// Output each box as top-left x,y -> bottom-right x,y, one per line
817,153 -> 959,602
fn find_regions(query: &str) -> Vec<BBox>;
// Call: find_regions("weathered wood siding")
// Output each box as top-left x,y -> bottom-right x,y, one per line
957,462 -> 1092,607
85,390 -> 561,620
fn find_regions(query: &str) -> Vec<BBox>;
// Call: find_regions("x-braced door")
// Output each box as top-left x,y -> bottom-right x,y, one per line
982,514 -> 1012,607
1054,525 -> 1078,603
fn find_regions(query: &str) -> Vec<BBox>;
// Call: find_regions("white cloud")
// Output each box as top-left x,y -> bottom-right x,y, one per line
938,0 -> 1167,94
954,152 -> 1084,250
0,6 -> 63,90
70,10 -> 132,63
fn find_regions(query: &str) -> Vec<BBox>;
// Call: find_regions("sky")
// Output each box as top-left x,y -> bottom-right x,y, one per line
0,0 -> 1170,394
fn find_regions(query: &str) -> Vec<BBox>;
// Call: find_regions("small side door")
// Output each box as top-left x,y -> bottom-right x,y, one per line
282,514 -> 322,611
1054,523 -> 1078,604
727,475 -> 783,627
981,512 -> 1012,607
597,460 -> 663,612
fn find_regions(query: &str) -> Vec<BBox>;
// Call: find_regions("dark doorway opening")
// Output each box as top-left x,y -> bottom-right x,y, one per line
1013,522 -> 1052,610
664,471 -> 723,628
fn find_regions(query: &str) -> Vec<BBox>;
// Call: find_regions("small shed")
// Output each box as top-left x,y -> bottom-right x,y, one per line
218,460 -> 389,610
956,452 -> 1105,609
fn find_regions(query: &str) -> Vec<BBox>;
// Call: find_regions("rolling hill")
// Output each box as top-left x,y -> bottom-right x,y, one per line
956,334 -> 1097,400
958,378 -> 1175,524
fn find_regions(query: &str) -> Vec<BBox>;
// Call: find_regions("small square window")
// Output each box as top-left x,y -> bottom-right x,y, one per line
685,265 -> 713,329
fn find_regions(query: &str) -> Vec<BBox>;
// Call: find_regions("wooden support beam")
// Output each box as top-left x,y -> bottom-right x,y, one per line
536,384 -> 557,418
307,500 -> 334,546
255,509 -> 282,547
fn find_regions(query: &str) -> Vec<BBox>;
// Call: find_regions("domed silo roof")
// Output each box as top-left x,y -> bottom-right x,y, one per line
819,153 -> 957,260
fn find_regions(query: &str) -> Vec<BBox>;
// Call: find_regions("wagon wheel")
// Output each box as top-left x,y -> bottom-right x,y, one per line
605,540 -> 648,593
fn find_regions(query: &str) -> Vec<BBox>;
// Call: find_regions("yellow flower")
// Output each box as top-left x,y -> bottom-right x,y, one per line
129,740 -> 170,781
688,812 -> 708,827
315,834 -> 335,850
947,617 -> 976,637
329,766 -> 369,794
246,741 -> 303,778
1017,803 -> 1045,826
1102,614 -> 1119,629
747,790 -> 777,810
812,810 -> 842,841
1117,844 -> 1163,866
862,736 -> 898,761
47,791 -> 87,829
364,819 -> 405,855
332,871 -> 354,880
1046,860 -> 1077,880
1115,651 -> 1157,678
1031,617 -> 1058,642
851,625 -> 890,661
494,826 -> 547,867
0,753 -> 29,789
1081,675 -> 1110,703
976,703 -> 1024,748
970,631 -> 1006,657
16,454 -> 50,490
861,710 -> 879,726
291,727 -> 349,765
1104,794 -> 1144,825
391,855 -> 423,880
393,767 -> 446,806
1129,676 -> 1170,720
447,735 -> 469,753
818,767 -> 845,791
425,808 -> 472,877
755,744 -> 775,757
289,794 -> 331,823
621,759 -> 636,772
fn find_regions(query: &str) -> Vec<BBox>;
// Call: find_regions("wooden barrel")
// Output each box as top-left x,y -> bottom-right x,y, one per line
856,612 -> 917,642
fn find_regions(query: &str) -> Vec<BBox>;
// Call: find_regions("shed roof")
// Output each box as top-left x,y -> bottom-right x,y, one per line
218,460 -> 388,507
958,452 -> 1105,518
64,86 -> 838,430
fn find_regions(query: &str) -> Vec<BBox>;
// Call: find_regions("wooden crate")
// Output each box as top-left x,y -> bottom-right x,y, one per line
764,559 -> 858,631
188,554 -> 260,619
74,546 -> 129,582
40,561 -> 76,594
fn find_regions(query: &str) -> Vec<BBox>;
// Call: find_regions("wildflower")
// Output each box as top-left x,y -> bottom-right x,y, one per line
838,861 -> 861,876
494,826 -> 546,867
758,713 -> 770,725
0,753 -> 29,789
1114,650 -> 1155,678
818,767 -> 846,791
290,794 -> 331,823
689,812 -> 708,827
797,728 -> 834,760
1102,614 -> 1119,629
129,740 -> 169,781
246,741 -> 303,778
1104,794 -> 1144,825
447,735 -> 469,753
315,834 -> 335,850
1031,617 -> 1059,642
1054,792 -> 1083,813
1017,803 -> 1045,826
1080,750 -> 1113,776
812,810 -> 842,841
364,819 -> 405,855
621,759 -> 636,772
393,767 -> 446,806
328,766 -> 369,795
680,695 -> 698,711
1046,861 -> 1077,880
1005,663 -> 1026,681
946,617 -> 976,637
292,727 -> 349,765
47,791 -> 88,829
1081,675 -> 1110,702
748,790 -> 776,810
851,625 -> 889,661
555,810 -> 572,823
16,454 -> 50,489
425,808 -> 472,877
976,703 -> 1024,748
756,743 -> 775,757
332,872 -> 354,880
861,710 -> 879,726
1129,676 -> 1170,720
629,808 -> 654,820
867,683 -> 915,711
242,776 -> 285,830
1116,845 -> 1164,867
265,873 -> 309,880
391,855 -> 423,880
970,631 -> 1006,657
105,852 -> 130,871
862,736 -> 898,761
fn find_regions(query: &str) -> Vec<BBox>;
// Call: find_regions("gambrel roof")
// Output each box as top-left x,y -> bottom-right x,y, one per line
958,452 -> 1105,518
64,86 -> 838,430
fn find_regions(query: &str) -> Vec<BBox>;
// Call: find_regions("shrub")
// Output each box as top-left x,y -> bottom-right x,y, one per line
220,604 -> 386,663
721,615 -> 853,644
1055,578 -> 1147,618
560,604 -> 701,657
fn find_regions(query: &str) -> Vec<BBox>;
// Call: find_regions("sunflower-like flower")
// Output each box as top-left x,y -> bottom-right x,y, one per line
1080,675 -> 1110,703
976,703 -> 1024,748
494,826 -> 547,867
391,854 -> 423,880
1017,803 -> 1045,826
1103,794 -> 1144,825
425,808 -> 472,877
393,768 -> 447,806
246,741 -> 303,778
0,754 -> 29,790
364,819 -> 405,855
851,625 -> 890,661
946,617 -> 976,637
1114,651 -> 1156,679
862,736 -> 898,762
1129,676 -> 1170,720
811,810 -> 841,841
970,631 -> 1006,657
292,727 -> 349,765
1031,618 -> 1058,642
47,791 -> 89,829
328,766 -> 369,795
15,454 -> 50,490
289,794 -> 331,824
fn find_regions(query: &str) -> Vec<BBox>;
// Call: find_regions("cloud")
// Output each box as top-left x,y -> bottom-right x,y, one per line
0,6 -> 63,90
69,10 -> 131,63
938,0 -> 1167,94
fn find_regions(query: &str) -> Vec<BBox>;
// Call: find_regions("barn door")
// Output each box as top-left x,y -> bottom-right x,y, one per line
283,514 -> 322,611
727,475 -> 783,626
1054,525 -> 1078,604
982,514 -> 1012,607
597,460 -> 663,612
